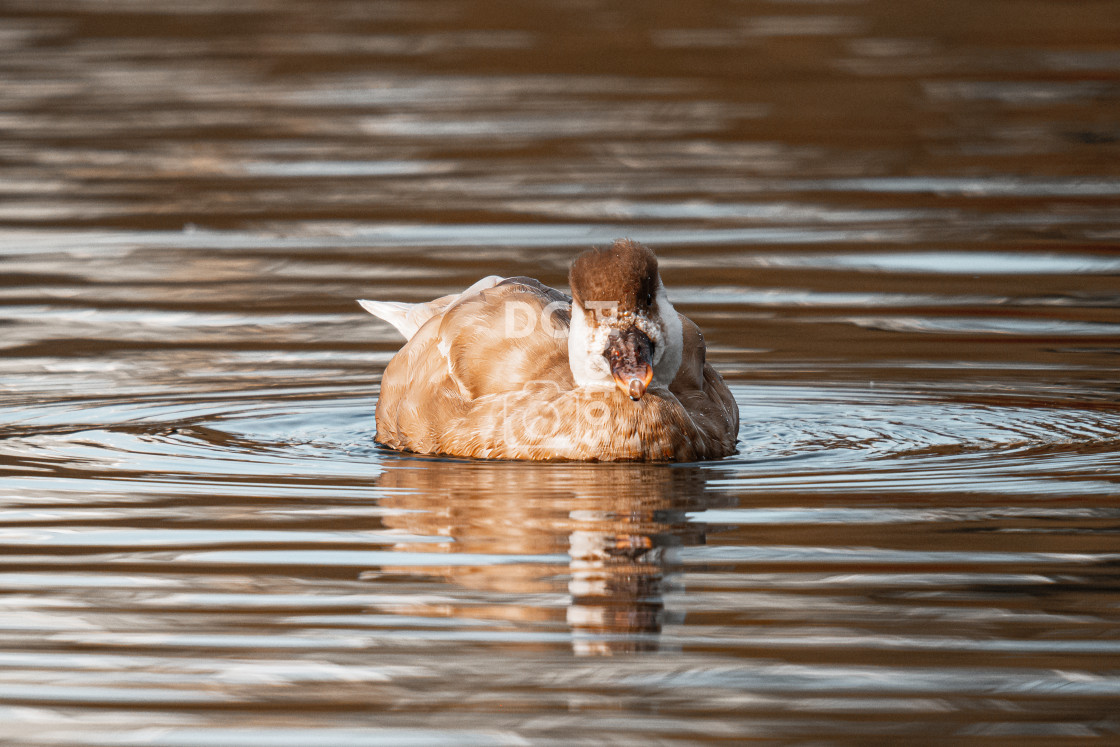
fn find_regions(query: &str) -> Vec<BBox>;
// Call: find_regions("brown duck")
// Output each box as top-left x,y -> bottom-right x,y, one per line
359,239 -> 738,461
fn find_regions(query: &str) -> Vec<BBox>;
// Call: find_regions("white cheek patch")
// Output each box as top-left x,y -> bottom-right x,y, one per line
568,302 -> 613,386
584,322 -> 614,376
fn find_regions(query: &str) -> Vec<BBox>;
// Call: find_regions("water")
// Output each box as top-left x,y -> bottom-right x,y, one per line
2,0 -> 1120,742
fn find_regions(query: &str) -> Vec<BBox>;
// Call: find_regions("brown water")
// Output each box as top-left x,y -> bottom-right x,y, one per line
2,0 -> 1120,743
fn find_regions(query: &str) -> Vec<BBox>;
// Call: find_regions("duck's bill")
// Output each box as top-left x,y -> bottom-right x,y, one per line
607,327 -> 655,400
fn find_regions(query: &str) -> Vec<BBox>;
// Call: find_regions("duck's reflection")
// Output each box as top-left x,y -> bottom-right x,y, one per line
375,458 -> 730,655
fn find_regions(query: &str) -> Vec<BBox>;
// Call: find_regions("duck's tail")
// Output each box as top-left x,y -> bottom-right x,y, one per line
358,275 -> 505,341
357,299 -> 427,340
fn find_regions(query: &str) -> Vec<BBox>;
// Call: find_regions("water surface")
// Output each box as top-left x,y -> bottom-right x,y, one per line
2,0 -> 1120,743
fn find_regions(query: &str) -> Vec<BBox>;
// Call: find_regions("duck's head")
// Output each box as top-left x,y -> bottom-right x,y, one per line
567,239 -> 684,400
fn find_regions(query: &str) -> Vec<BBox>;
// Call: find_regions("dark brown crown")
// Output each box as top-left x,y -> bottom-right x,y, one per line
568,239 -> 660,314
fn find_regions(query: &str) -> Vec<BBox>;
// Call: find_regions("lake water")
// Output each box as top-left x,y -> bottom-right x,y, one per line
2,0 -> 1119,743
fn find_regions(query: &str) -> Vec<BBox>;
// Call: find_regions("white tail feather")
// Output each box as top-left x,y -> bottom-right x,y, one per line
357,299 -> 424,339
358,275 -> 505,341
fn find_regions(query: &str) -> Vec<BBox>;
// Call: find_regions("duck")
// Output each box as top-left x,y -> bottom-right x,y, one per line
358,239 -> 738,461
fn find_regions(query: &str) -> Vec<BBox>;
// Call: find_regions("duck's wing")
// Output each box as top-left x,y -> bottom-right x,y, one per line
669,313 -> 739,455
374,277 -> 574,454
437,277 -> 574,399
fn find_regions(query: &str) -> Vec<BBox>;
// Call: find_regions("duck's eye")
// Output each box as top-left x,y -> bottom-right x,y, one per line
646,292 -> 652,305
